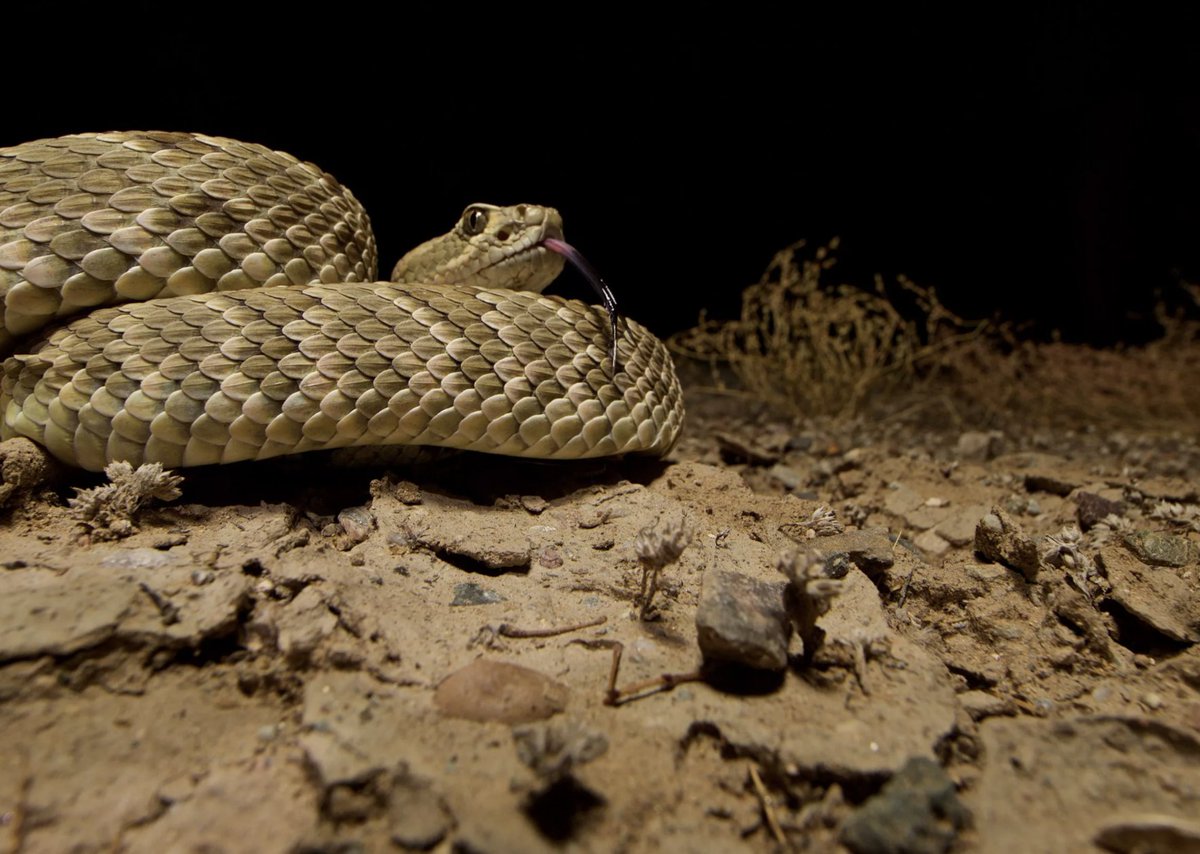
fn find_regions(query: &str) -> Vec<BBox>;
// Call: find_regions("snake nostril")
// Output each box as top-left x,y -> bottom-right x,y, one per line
515,205 -> 526,218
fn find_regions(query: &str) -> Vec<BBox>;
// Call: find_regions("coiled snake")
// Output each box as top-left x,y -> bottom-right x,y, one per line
0,132 -> 683,471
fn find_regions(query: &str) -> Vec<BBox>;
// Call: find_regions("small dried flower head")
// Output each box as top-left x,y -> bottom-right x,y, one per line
69,461 -> 184,539
1150,501 -> 1200,532
807,505 -> 845,538
635,516 -> 692,568
1042,525 -> 1090,567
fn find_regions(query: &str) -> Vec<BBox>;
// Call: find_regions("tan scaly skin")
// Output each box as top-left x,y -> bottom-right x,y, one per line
0,132 -> 683,471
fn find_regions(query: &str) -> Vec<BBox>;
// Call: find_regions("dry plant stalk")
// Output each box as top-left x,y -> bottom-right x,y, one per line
634,516 -> 692,620
671,239 -> 982,418
674,238 -> 1200,432
777,549 -> 844,659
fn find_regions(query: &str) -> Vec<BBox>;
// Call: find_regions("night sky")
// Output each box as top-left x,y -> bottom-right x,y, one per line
8,4 -> 1198,344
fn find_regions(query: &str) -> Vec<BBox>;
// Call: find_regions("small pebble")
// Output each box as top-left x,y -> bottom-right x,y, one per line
451,582 -> 504,606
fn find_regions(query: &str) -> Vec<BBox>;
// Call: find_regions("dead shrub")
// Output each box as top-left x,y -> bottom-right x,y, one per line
672,242 -> 1200,432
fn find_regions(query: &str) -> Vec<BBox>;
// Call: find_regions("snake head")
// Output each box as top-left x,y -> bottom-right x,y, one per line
392,203 -> 621,373
390,203 -> 566,292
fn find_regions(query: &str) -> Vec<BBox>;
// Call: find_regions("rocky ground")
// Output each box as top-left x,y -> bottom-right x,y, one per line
1,371 -> 1199,853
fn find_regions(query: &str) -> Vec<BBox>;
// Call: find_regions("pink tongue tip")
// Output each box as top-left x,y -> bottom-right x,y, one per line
541,237 -> 620,374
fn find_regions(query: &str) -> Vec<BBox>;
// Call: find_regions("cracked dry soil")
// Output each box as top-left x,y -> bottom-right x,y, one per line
1,391 -> 1199,854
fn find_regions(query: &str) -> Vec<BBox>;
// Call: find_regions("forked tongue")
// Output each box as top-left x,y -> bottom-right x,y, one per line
542,237 -> 619,374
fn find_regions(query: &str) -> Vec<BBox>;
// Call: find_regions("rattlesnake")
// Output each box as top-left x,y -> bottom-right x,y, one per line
0,132 -> 683,471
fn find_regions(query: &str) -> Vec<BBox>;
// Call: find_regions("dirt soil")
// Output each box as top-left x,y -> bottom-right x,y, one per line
1,376 -> 1199,854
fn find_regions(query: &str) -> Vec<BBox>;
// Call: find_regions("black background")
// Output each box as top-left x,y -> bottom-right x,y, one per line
7,4 -> 1198,343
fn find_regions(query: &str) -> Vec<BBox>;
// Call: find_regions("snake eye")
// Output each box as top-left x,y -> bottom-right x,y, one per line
463,207 -> 488,236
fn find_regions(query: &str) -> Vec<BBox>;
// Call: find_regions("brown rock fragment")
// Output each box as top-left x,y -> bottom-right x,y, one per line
435,659 -> 568,724
974,508 -> 1040,581
696,569 -> 791,670
814,529 -> 897,579
1100,546 -> 1200,644
1075,492 -> 1125,531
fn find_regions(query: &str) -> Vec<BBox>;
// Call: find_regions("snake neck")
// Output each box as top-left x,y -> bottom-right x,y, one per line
389,203 -> 566,292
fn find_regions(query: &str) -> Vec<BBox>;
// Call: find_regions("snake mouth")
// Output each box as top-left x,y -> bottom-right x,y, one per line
477,219 -> 565,275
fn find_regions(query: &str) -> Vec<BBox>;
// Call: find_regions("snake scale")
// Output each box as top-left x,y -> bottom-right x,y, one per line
0,131 -> 683,471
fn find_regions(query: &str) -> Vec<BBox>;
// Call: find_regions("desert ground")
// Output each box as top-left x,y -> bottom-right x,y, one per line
1,246 -> 1198,853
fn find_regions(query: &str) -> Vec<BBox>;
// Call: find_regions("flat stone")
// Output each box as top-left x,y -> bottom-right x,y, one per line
815,529 -> 896,578
840,756 -> 970,854
936,504 -> 989,547
957,690 -> 1015,721
904,505 -> 952,532
914,530 -> 951,557
0,573 -> 136,661
1100,546 -> 1200,644
885,484 -> 926,516
696,569 -> 790,670
974,508 -> 1040,581
392,500 -> 532,571
434,659 -> 568,724
1123,530 -> 1199,568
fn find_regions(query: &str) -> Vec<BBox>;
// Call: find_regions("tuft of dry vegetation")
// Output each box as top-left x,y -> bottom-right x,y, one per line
672,241 -> 1200,432
69,461 -> 184,540
670,239 -> 985,419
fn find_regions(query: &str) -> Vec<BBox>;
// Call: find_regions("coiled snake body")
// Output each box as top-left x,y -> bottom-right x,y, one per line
0,132 -> 683,471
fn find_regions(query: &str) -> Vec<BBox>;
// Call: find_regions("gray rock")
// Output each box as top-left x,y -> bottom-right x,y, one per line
840,757 -> 970,854
974,508 -> 1040,581
1123,530 -> 1199,567
451,582 -> 505,606
696,570 -> 790,670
